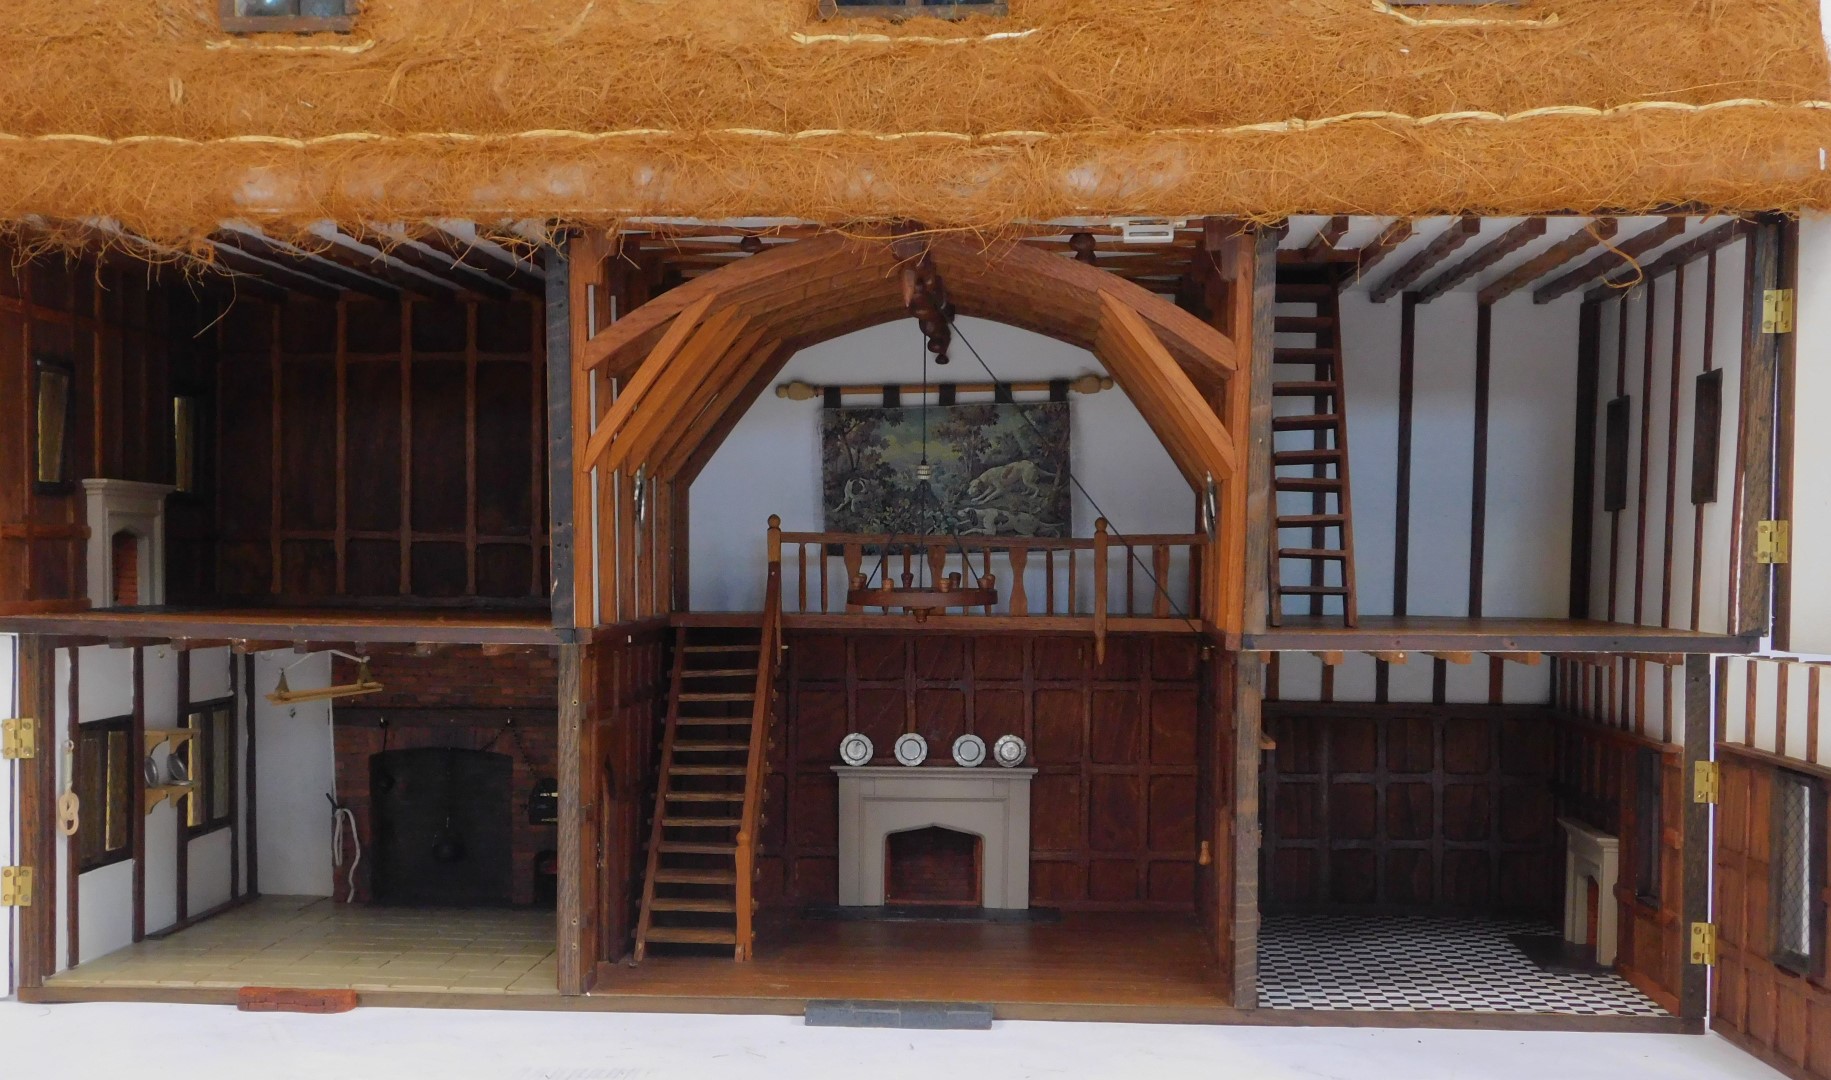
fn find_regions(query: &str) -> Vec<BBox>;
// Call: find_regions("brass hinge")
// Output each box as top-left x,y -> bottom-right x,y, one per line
1693,760 -> 1720,804
1757,520 -> 1791,565
0,866 -> 32,907
1690,921 -> 1718,966
0,717 -> 36,760
1764,289 -> 1796,334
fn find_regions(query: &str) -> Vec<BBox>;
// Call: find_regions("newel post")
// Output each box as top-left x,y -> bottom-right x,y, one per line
767,514 -> 782,568
1092,517 -> 1109,663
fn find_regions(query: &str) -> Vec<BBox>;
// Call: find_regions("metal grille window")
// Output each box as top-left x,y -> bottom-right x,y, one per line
1634,748 -> 1662,904
220,0 -> 356,33
1772,770 -> 1826,976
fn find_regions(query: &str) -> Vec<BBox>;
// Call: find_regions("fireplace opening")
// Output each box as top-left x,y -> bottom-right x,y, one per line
111,530 -> 140,606
370,747 -> 513,906
884,825 -> 983,907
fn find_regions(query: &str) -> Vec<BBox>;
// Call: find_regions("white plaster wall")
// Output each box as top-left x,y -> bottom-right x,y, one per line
690,317 -> 1190,612
252,651 -> 335,898
187,829 -> 233,915
141,647 -> 179,935
1788,215 -> 1831,652
75,862 -> 134,966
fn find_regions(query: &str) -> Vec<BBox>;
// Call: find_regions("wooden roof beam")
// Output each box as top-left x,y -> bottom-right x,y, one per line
1369,217 -> 1481,303
606,307 -> 754,473
1350,220 -> 1413,279
1413,218 -> 1547,304
655,332 -> 782,480
1532,218 -> 1686,304
1478,219 -> 1618,306
357,229 -> 515,302
416,226 -> 547,294
581,291 -> 719,469
306,226 -> 464,297
1299,216 -> 1351,260
215,228 -> 397,300
1095,291 -> 1237,483
201,240 -> 339,302
1583,219 -> 1750,304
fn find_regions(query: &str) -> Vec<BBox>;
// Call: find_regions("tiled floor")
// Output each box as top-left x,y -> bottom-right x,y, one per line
48,895 -> 557,995
1258,912 -> 1668,1015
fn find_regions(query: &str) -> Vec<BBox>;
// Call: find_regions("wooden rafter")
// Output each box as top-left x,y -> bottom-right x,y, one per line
581,291 -> 719,468
1300,216 -> 1351,260
359,230 -> 515,301
1413,218 -> 1547,303
416,227 -> 547,294
1094,291 -> 1237,485
214,228 -> 397,299
1351,220 -> 1413,278
1369,217 -> 1481,302
606,308 -> 755,473
1584,219 -> 1749,303
306,228 -> 459,296
1532,217 -> 1686,304
650,328 -> 775,478
1477,219 -> 1619,305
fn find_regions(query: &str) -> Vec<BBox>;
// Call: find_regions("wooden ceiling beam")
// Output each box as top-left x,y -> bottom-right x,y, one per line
651,327 -> 774,478
1095,291 -> 1236,483
1477,219 -> 1619,306
416,227 -> 547,294
581,291 -> 719,469
1583,219 -> 1749,304
1369,217 -> 1481,303
1532,217 -> 1686,304
306,228 -> 462,296
215,228 -> 397,300
357,230 -> 514,302
676,339 -> 798,486
606,307 -> 754,473
1413,218 -> 1547,304
201,240 -> 339,302
1299,216 -> 1351,260
1349,220 -> 1414,279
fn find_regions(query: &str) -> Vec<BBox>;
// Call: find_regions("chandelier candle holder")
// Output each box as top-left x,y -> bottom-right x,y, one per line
847,568 -> 997,622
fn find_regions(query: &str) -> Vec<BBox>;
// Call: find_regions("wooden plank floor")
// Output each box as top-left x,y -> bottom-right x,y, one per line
0,605 -> 561,645
591,911 -> 1228,1008
1243,615 -> 1755,653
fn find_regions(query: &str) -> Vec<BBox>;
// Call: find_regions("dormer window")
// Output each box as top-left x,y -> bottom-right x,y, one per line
219,0 -> 356,34
818,0 -> 1007,19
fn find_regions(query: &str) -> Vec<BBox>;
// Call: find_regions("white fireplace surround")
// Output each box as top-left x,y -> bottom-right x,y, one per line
834,766 -> 1036,909
81,478 -> 174,608
1560,816 -> 1621,966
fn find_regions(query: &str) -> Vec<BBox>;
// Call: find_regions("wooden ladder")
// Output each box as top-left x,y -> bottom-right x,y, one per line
632,625 -> 765,960
1269,264 -> 1359,627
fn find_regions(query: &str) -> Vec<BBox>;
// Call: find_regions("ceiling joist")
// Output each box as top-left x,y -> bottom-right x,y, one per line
1370,217 -> 1481,303
1477,218 -> 1618,306
1532,217 -> 1686,304
1413,218 -> 1546,304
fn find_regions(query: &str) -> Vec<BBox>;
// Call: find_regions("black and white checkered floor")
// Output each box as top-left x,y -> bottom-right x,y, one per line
1258,913 -> 1668,1015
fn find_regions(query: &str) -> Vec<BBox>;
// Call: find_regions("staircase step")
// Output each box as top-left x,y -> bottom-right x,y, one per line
684,644 -> 759,653
676,716 -> 751,727
1278,548 -> 1350,560
644,927 -> 738,945
1278,514 -> 1346,527
1279,585 -> 1350,596
1272,413 -> 1342,432
669,765 -> 746,776
1275,477 -> 1345,492
674,741 -> 751,752
1275,283 -> 1336,302
665,817 -> 741,828
1272,346 -> 1336,363
1273,448 -> 1344,465
1275,315 -> 1336,334
682,668 -> 758,678
1272,381 -> 1340,397
665,791 -> 745,802
651,896 -> 738,912
680,692 -> 754,702
653,868 -> 738,885
659,841 -> 738,855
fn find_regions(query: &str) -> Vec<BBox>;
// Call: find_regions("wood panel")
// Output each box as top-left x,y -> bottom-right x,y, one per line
211,295 -> 547,603
588,621 -> 671,965
766,632 -> 1208,911
1260,702 -> 1558,915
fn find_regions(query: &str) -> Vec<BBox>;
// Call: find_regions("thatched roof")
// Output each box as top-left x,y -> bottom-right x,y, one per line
3,0 -> 1828,238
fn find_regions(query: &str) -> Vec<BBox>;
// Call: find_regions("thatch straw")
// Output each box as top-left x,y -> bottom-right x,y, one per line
0,0 -> 1823,238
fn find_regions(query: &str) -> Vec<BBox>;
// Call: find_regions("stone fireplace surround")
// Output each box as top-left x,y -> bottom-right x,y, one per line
833,766 -> 1036,909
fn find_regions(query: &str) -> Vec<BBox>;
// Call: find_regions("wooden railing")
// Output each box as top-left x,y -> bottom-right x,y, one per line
733,526 -> 784,961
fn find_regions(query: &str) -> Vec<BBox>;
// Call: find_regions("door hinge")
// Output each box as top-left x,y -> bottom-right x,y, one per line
0,866 -> 33,907
1693,760 -> 1720,804
1690,921 -> 1718,966
0,717 -> 36,760
1764,288 -> 1796,334
1757,520 -> 1791,565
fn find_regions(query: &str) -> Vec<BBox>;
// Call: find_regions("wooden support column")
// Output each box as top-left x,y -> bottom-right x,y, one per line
242,652 -> 259,898
1242,227 -> 1281,635
1681,653 -> 1709,1020
545,244 -> 577,630
130,647 -> 145,941
1230,648 -> 1264,1008
1569,301 -> 1602,618
14,636 -> 56,988
1734,221 -> 1783,639
556,641 -> 597,995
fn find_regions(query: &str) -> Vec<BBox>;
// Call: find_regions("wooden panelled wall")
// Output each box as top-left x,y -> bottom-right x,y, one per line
1259,703 -> 1560,915
0,251 -> 211,610
761,632 -> 1210,911
208,295 -> 548,603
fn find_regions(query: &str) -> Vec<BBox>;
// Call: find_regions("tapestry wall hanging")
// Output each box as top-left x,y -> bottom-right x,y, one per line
822,402 -> 1071,538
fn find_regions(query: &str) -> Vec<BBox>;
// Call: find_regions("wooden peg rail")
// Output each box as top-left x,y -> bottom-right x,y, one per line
775,375 -> 1114,401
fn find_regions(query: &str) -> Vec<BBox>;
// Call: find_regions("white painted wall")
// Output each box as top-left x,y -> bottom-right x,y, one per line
1787,214 -> 1831,652
690,317 -> 1191,612
251,651 -> 336,899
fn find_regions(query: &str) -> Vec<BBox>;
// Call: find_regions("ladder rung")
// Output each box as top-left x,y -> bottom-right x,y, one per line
651,897 -> 737,913
674,741 -> 750,752
1280,585 -> 1350,596
654,868 -> 737,885
644,927 -> 737,945
1272,346 -> 1335,362
680,692 -> 754,702
1275,477 -> 1344,492
682,668 -> 758,678
1274,315 -> 1336,333
1272,413 -> 1342,431
1272,381 -> 1339,397
1275,283 -> 1335,302
1278,514 -> 1345,527
665,791 -> 745,802
669,765 -> 746,776
676,716 -> 751,726
1272,448 -> 1343,465
659,841 -> 738,855
683,644 -> 759,653
1278,548 -> 1350,560
665,817 -> 741,827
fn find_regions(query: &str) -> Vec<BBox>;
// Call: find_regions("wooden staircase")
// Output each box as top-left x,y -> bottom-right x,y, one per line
633,578 -> 781,961
1270,264 -> 1359,627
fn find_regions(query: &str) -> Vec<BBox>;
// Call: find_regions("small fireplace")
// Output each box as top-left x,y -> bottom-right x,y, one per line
370,747 -> 513,906
885,825 -> 983,906
1560,816 -> 1620,966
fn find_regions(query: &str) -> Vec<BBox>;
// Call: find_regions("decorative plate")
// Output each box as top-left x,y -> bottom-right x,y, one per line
951,734 -> 987,768
838,732 -> 874,767
142,756 -> 162,787
894,732 -> 929,767
993,734 -> 1028,768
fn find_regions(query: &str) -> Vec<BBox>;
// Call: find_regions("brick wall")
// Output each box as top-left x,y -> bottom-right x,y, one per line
330,648 -> 559,906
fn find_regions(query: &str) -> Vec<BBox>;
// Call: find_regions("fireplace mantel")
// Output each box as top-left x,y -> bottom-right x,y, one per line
833,766 -> 1036,910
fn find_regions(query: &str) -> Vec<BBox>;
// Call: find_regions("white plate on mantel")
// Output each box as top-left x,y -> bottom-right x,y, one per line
952,734 -> 987,768
838,733 -> 873,767
993,734 -> 1028,768
894,732 -> 929,767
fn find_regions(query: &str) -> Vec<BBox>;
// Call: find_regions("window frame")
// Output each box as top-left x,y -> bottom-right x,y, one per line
75,716 -> 135,874
182,698 -> 238,839
1770,768 -> 1828,978
218,0 -> 357,35
817,0 -> 1010,20
32,354 -> 75,495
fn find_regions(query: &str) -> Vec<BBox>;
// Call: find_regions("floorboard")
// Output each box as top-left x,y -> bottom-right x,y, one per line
1243,615 -> 1755,653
